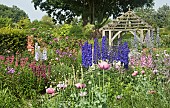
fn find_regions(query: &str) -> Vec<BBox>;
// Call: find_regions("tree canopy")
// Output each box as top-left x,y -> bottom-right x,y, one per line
135,4 -> 170,28
32,0 -> 154,28
0,4 -> 28,23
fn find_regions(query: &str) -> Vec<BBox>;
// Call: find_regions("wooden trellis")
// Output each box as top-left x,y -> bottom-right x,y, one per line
100,9 -> 157,46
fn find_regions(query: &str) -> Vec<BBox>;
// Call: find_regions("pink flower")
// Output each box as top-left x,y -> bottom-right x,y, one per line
79,91 -> 87,97
46,88 -> 55,94
98,61 -> 110,70
57,83 -> 67,89
141,70 -> 145,74
75,83 -> 86,89
132,71 -> 138,76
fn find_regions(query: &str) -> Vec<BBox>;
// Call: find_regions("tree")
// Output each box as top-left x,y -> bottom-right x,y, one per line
134,4 -> 170,28
31,0 -> 154,28
134,7 -> 157,27
0,4 -> 28,23
157,4 -> 170,27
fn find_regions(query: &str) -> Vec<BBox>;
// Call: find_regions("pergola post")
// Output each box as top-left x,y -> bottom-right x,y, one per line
102,30 -> 105,36
109,30 -> 112,46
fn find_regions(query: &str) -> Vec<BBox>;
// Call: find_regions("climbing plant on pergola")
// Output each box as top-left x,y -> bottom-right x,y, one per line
100,9 -> 160,48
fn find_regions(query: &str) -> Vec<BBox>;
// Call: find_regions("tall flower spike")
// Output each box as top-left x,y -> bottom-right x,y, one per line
101,36 -> 108,61
93,38 -> 100,64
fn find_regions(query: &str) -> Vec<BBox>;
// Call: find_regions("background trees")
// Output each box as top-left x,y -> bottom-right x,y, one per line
0,4 -> 28,23
31,0 -> 154,28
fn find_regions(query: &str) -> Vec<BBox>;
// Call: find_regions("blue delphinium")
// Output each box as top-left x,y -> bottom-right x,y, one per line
93,38 -> 101,64
82,41 -> 92,68
82,41 -> 88,68
101,36 -> 108,61
122,42 -> 130,69
115,42 -> 130,69
87,44 -> 92,67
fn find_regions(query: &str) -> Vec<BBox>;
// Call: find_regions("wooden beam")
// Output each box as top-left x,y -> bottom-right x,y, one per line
111,31 -> 122,42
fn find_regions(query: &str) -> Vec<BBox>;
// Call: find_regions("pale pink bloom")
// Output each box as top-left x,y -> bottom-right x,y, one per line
98,61 -> 110,70
57,83 -> 67,89
79,91 -> 87,97
140,55 -> 147,67
141,70 -> 145,74
75,83 -> 86,89
46,88 -> 55,94
132,71 -> 138,76
147,55 -> 153,68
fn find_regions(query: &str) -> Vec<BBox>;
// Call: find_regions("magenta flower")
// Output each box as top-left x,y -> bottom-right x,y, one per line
46,88 -> 55,94
75,83 -> 86,89
98,61 -> 110,70
57,83 -> 67,89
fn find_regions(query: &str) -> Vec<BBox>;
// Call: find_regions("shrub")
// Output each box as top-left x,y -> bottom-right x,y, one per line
0,27 -> 27,55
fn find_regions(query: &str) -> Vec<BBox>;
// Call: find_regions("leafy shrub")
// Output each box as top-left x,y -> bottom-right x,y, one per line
57,24 -> 73,36
0,88 -> 21,108
0,27 -> 27,55
0,62 -> 46,99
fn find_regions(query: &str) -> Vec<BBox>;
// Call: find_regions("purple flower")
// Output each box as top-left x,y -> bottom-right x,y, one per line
7,67 -> 15,74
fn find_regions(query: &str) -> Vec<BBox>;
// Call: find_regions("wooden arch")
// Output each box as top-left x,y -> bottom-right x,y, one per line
99,10 -> 157,46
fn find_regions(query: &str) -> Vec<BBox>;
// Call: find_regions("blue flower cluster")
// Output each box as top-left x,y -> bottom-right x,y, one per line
101,36 -> 108,61
82,41 -> 92,68
93,38 -> 101,64
116,42 -> 130,69
82,36 -> 130,69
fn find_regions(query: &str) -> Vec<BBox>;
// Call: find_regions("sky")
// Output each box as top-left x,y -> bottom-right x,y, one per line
0,0 -> 170,21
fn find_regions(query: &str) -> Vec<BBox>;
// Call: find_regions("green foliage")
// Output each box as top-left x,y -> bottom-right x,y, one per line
135,4 -> 170,28
0,27 -> 27,55
57,24 -> 73,36
16,18 -> 31,29
0,17 -> 13,28
83,23 -> 94,39
32,0 -> 154,27
0,4 -> 28,23
0,88 -> 20,108
0,63 -> 45,99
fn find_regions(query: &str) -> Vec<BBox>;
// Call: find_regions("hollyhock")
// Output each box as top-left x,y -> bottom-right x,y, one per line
46,88 -> 55,94
75,83 -> 86,89
98,61 -> 110,70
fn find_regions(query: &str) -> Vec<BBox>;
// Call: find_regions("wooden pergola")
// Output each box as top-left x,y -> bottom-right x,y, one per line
100,10 -> 155,46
